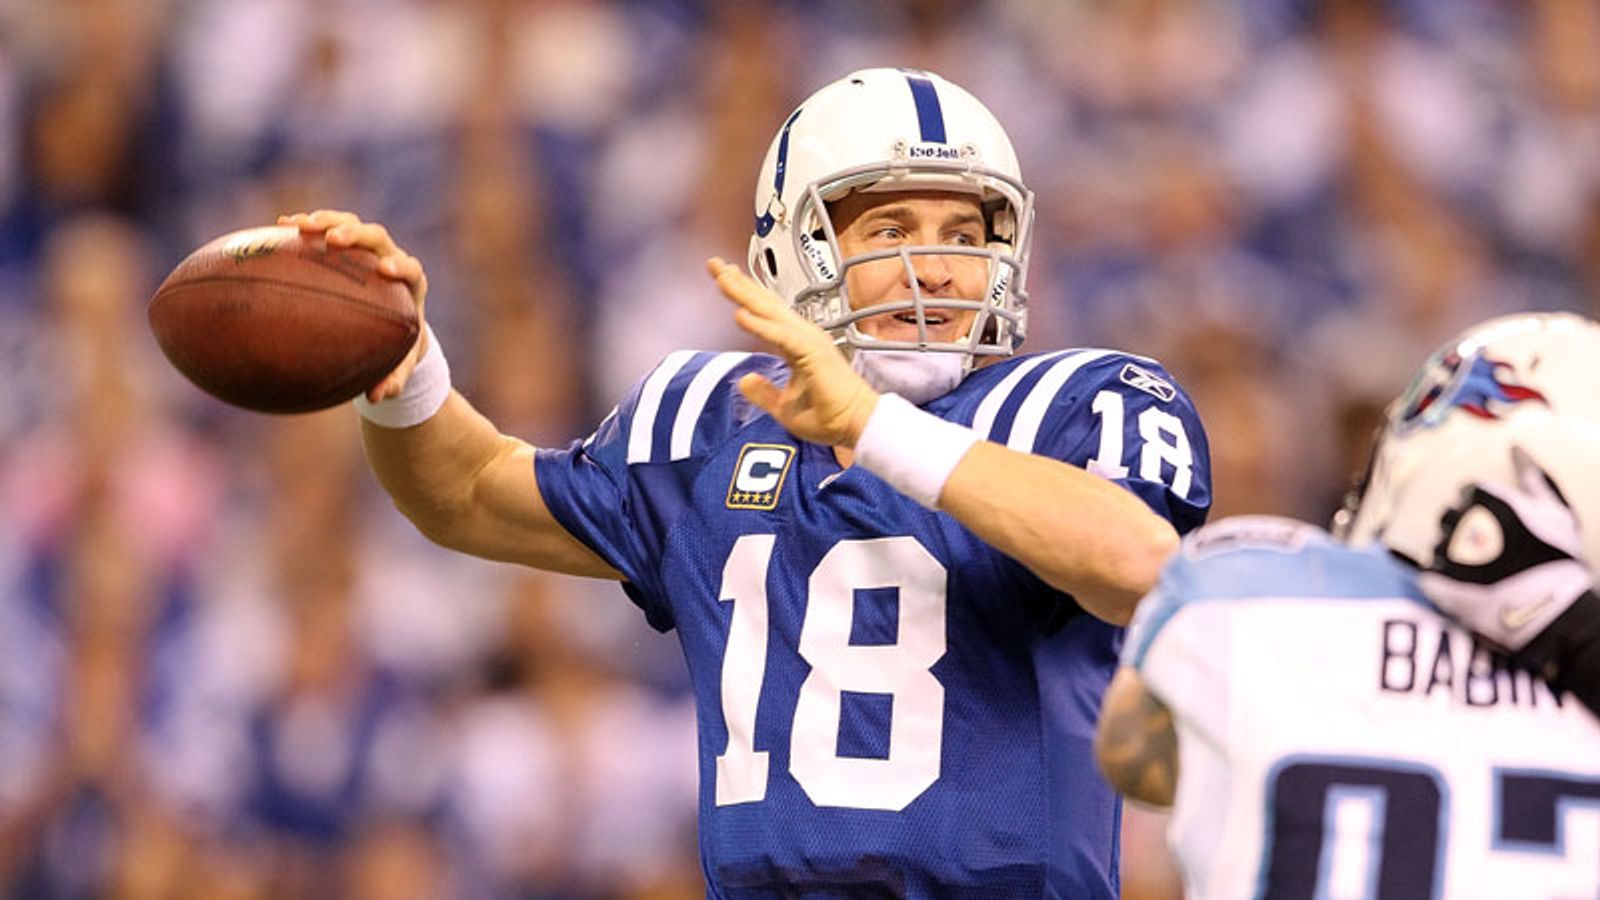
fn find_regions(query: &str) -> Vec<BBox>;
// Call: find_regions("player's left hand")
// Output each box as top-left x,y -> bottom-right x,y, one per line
1418,447 -> 1592,654
707,258 -> 879,448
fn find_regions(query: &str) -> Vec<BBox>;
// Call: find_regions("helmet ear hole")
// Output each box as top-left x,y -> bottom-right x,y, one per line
985,199 -> 1014,244
763,248 -> 779,279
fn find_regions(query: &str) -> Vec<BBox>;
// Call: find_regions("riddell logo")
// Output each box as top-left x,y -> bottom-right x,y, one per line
799,234 -> 836,280
909,144 -> 961,160
987,270 -> 1010,303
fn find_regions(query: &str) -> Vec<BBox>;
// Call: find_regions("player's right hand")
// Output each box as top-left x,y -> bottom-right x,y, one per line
1418,447 -> 1593,654
707,257 -> 880,448
278,210 -> 429,403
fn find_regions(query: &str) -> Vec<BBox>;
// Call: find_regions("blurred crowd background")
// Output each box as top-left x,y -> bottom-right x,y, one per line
0,0 -> 1596,897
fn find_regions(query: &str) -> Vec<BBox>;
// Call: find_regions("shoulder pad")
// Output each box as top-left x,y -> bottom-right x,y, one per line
1181,515 -> 1322,561
963,348 -> 1169,450
600,351 -> 779,466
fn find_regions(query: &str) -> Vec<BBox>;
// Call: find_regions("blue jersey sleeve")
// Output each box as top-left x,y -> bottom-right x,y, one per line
990,352 -> 1211,535
534,350 -> 779,631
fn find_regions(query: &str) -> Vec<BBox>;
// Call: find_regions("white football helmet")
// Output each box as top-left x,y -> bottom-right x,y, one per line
1337,312 -> 1600,575
747,67 -> 1034,370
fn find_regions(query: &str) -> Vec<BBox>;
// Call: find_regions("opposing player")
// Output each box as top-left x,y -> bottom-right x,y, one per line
287,68 -> 1211,897
1095,313 -> 1600,899
1411,456 -> 1600,720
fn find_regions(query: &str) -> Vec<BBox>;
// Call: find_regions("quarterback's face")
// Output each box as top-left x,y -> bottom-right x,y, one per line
829,190 -> 988,345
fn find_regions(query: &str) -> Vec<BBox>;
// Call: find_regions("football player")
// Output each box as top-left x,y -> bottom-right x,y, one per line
1095,312 -> 1600,899
285,68 -> 1211,898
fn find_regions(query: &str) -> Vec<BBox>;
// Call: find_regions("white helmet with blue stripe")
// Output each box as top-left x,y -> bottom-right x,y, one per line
747,67 -> 1034,370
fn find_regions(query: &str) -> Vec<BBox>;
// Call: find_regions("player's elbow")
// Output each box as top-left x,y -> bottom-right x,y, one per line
369,432 -> 522,557
389,492 -> 479,553
381,472 -> 500,557
1069,522 -> 1180,625
1123,521 -> 1181,594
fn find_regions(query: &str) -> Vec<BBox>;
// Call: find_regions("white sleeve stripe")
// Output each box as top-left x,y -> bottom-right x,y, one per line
970,350 -> 1070,439
670,351 -> 751,461
627,350 -> 699,464
1006,349 -> 1119,453
582,405 -> 620,449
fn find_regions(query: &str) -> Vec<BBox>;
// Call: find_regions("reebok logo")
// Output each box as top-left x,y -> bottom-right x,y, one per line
1120,363 -> 1176,403
799,234 -> 836,281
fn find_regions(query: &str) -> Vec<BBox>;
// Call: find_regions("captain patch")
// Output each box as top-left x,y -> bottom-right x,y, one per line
727,444 -> 796,510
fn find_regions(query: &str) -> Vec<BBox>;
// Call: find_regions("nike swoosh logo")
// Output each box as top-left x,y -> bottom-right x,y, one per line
1500,594 -> 1556,631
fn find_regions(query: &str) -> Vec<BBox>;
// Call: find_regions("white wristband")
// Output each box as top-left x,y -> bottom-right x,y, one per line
853,393 -> 981,510
354,325 -> 450,428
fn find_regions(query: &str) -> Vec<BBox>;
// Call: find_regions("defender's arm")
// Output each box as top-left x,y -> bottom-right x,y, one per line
1093,666 -> 1179,808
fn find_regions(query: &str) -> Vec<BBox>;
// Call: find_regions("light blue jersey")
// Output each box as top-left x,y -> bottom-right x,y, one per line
537,348 -> 1211,898
1127,516 -> 1600,900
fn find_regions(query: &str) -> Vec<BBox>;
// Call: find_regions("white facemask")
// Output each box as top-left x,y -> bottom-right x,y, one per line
850,349 -> 966,406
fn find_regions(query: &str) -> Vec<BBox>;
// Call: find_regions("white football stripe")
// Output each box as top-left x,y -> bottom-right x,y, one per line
671,352 -> 751,460
1006,349 -> 1118,453
627,350 -> 698,464
970,351 -> 1070,440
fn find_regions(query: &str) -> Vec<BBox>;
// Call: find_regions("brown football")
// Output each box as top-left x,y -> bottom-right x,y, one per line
148,226 -> 418,413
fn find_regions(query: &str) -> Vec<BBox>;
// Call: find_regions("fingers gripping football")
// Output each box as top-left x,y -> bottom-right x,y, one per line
279,211 -> 429,402
1418,448 -> 1592,653
706,258 -> 879,447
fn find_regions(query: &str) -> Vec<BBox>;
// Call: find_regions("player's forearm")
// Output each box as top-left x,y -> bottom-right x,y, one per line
938,441 -> 1180,625
361,392 -> 621,578
362,390 -> 516,544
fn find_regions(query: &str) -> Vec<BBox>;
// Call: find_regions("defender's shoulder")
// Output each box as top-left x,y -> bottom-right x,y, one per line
1164,515 -> 1420,600
1166,515 -> 1325,583
1179,515 -> 1333,564
1125,516 -> 1427,666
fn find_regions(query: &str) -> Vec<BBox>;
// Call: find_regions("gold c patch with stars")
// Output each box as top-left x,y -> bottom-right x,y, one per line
726,444 -> 796,510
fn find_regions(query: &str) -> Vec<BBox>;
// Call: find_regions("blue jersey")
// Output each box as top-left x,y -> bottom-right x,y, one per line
536,348 -> 1211,898
1124,518 -> 1600,899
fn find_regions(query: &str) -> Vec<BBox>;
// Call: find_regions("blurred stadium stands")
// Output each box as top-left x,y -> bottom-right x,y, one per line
0,0 -> 1594,897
